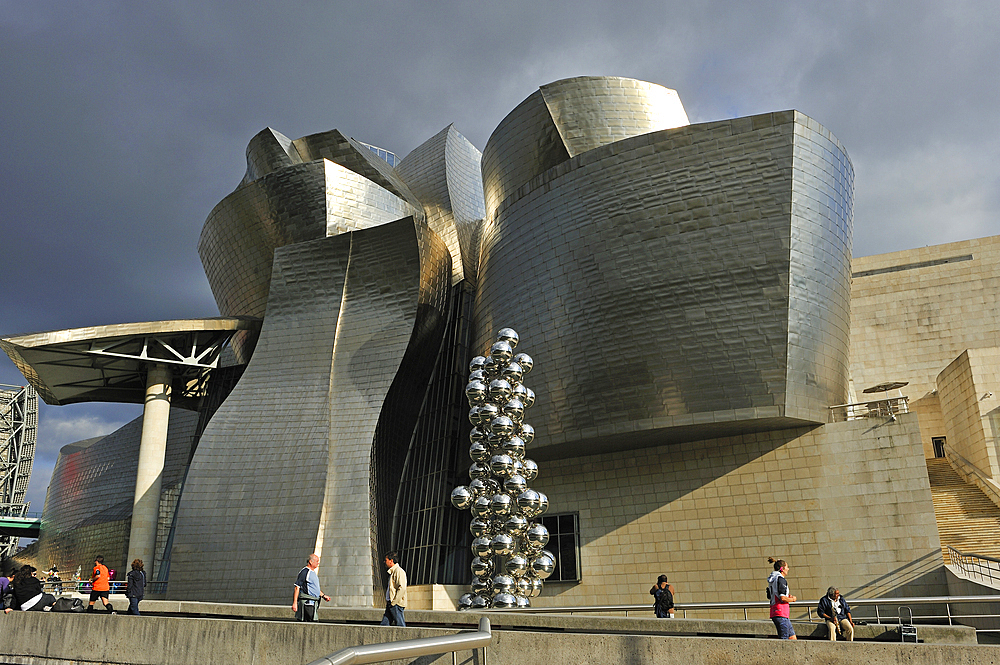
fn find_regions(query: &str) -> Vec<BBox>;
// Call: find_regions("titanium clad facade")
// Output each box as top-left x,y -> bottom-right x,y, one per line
476,109 -> 853,458
27,409 -> 197,579
170,218 -> 451,604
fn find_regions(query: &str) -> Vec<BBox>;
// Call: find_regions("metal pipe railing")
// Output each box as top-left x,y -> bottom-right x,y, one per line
948,546 -> 1000,585
490,595 -> 1000,631
306,617 -> 491,665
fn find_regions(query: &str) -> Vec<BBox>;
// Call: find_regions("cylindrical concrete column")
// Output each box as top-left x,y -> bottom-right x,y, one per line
127,363 -> 172,571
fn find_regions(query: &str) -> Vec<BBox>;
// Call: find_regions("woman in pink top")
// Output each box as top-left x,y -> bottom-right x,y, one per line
766,557 -> 797,640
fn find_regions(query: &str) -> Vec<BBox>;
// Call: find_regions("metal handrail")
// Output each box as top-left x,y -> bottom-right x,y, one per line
306,617 -> 491,665
949,546 -> 1000,585
495,595 -> 1000,630
829,396 -> 909,422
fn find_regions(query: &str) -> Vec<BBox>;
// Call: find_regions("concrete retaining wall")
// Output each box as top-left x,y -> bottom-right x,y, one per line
0,606 -> 991,665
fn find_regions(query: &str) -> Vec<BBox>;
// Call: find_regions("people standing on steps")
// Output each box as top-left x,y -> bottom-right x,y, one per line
379,551 -> 407,627
766,557 -> 796,640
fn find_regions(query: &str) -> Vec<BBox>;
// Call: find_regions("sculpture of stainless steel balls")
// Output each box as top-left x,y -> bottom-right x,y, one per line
450,486 -> 473,510
470,441 -> 490,462
513,352 -> 532,373
453,328 -> 555,609
526,523 -> 550,549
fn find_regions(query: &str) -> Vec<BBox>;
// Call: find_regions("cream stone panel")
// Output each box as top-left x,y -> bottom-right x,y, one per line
530,415 -> 945,612
912,393 -> 946,460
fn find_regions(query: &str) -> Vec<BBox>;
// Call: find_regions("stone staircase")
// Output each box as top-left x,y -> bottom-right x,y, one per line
926,457 -> 1000,562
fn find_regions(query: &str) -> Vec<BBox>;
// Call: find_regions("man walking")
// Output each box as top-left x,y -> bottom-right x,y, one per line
292,553 -> 330,621
379,551 -> 407,627
88,555 -> 115,613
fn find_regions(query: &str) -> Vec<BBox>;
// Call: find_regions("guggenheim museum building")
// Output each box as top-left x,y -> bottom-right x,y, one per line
5,76 -> 1000,610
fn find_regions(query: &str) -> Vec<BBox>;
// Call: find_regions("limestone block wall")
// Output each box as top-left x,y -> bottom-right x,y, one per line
937,348 -> 1000,479
850,235 -> 1000,402
529,414 -> 945,610
911,393 -> 947,459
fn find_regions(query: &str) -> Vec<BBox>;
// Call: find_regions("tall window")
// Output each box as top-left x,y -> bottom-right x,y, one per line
541,513 -> 580,582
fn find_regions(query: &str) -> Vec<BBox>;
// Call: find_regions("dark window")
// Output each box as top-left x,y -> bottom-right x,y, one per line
541,513 -> 580,582
932,437 -> 946,458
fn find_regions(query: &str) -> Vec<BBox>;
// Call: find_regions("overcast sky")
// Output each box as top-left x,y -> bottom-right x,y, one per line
2,0 -> 999,513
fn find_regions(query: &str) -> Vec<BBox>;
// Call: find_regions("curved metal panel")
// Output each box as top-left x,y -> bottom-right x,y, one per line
474,111 -> 852,459
242,127 -> 301,184
396,125 -> 486,283
540,76 -> 689,158
171,218 -> 450,605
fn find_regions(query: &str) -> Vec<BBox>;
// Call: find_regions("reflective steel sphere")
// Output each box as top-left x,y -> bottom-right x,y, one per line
490,341 -> 513,364
469,462 -> 490,480
471,536 -> 492,559
502,436 -> 525,458
515,576 -> 532,597
471,556 -> 493,578
468,478 -> 488,496
482,356 -> 498,376
513,352 -> 533,374
469,427 -> 485,444
472,496 -> 492,518
521,459 -> 538,481
504,513 -> 529,536
469,441 -> 490,462
511,383 -> 528,401
502,398 -> 524,423
482,478 -> 501,495
504,474 -> 527,496
478,403 -> 499,423
490,454 -> 515,478
471,575 -> 492,595
490,415 -> 515,438
468,369 -> 487,382
469,356 -> 487,373
517,489 -> 541,516
505,554 -> 529,577
516,594 -> 531,608
450,486 -> 472,510
523,388 -> 535,409
492,592 -> 517,609
537,491 -> 549,515
529,578 -> 544,597
490,533 -> 515,556
490,493 -> 513,517
518,423 -> 535,444
501,362 -> 523,384
488,379 -> 513,403
471,594 -> 489,609
492,574 -> 516,594
526,523 -> 550,548
468,406 -> 481,426
465,380 -> 488,406
531,552 -> 555,579
487,432 -> 508,449
458,593 -> 474,610
469,517 -> 491,538
496,328 -> 520,347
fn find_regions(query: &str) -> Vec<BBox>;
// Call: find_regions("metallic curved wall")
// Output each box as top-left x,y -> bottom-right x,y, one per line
396,125 -> 486,284
481,77 -> 689,219
475,109 -> 853,458
170,217 -> 451,604
23,409 -> 197,579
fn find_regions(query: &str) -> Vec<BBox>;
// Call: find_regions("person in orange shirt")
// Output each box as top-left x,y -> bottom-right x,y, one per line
88,555 -> 115,613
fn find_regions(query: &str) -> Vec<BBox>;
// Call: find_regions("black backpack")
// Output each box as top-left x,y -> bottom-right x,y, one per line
52,597 -> 86,613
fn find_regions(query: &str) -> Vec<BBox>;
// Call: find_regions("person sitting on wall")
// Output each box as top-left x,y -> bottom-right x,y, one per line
649,574 -> 675,618
817,587 -> 854,641
3,566 -> 57,613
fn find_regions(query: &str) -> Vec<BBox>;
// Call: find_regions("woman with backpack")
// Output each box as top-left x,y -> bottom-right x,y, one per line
650,574 -> 675,618
766,557 -> 797,639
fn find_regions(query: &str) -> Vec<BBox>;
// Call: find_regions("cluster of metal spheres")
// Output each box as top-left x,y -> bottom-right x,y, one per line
451,328 -> 555,610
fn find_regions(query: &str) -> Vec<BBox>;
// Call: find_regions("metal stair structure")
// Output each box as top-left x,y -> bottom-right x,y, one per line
926,457 -> 1000,563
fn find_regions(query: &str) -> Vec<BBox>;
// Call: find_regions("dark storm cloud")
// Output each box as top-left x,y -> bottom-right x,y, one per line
2,0 -> 999,510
